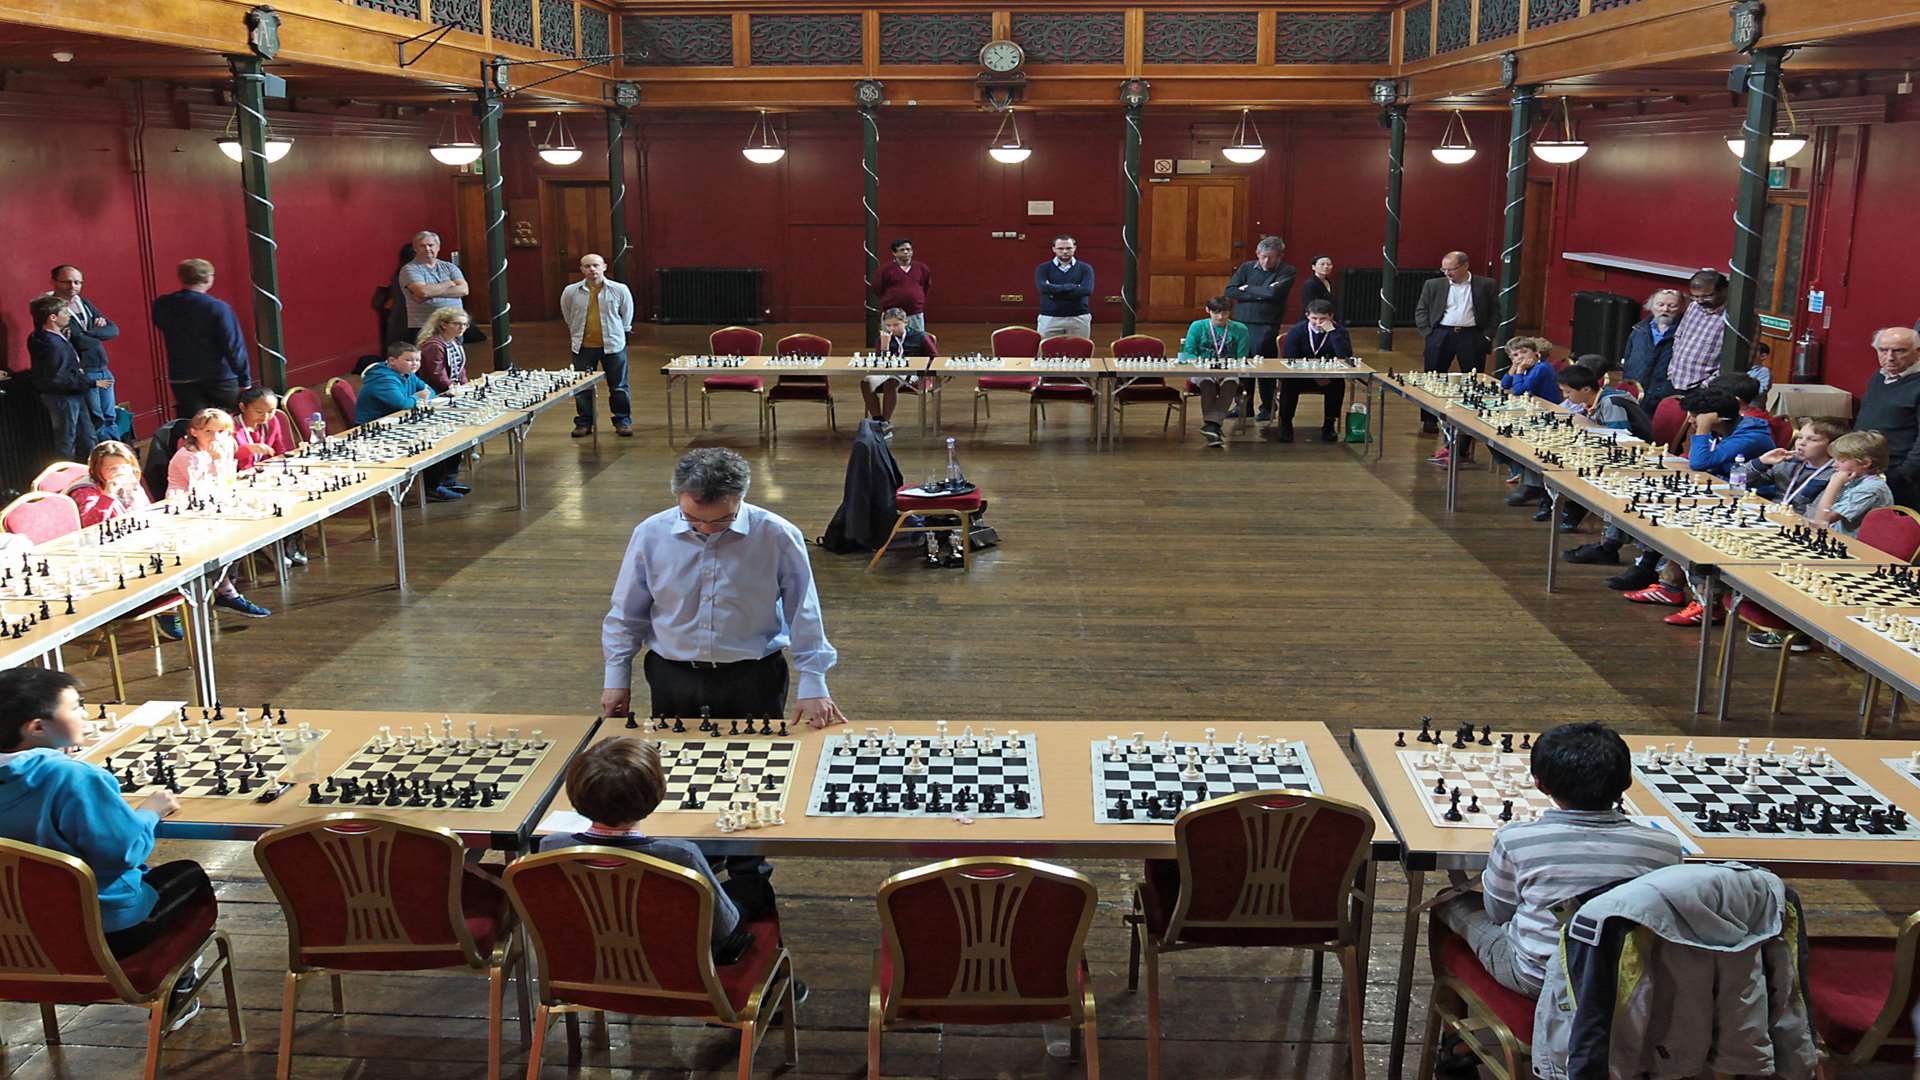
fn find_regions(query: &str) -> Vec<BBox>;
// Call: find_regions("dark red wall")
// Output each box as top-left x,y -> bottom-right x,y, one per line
0,85 -> 456,434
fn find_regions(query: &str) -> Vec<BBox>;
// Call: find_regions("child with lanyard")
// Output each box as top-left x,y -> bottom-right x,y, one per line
1270,299 -> 1353,443
859,307 -> 933,439
1179,295 -> 1251,449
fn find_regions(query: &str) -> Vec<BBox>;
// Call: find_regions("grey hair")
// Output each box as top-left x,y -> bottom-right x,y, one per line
671,448 -> 752,502
412,230 -> 440,244
1256,235 -> 1285,254
1645,288 -> 1683,309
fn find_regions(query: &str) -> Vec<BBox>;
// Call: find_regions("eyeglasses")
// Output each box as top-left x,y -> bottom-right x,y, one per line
680,511 -> 738,528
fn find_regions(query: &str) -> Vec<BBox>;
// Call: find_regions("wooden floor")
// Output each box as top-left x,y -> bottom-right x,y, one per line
20,320 -> 1916,1079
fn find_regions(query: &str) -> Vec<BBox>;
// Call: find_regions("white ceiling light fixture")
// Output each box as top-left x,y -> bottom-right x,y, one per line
215,107 -> 293,163
1222,108 -> 1266,164
427,107 -> 482,166
536,110 -> 583,166
987,107 -> 1032,164
1431,109 -> 1477,164
742,108 -> 786,164
1529,96 -> 1589,165
1725,79 -> 1808,162
50,51 -> 73,63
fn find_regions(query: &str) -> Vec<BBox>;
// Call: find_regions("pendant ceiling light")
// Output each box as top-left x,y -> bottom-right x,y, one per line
1529,96 -> 1589,165
215,107 -> 293,163
427,107 -> 482,167
987,107 -> 1031,164
1221,108 -> 1266,164
1725,80 -> 1807,162
742,108 -> 786,164
1431,109 -> 1476,164
536,110 -> 582,166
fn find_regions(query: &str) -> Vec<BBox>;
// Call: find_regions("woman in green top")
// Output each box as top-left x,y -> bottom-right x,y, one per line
1180,295 -> 1252,448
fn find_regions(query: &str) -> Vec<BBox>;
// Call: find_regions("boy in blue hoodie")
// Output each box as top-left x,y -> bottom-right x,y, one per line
0,670 -> 206,1023
355,340 -> 461,501
1500,337 -> 1565,518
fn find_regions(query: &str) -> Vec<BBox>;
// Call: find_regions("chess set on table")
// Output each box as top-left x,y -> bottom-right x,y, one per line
1384,370 -> 1494,401
1031,357 -> 1094,370
0,550 -> 171,605
1090,729 -> 1322,823
941,354 -> 1010,370
809,724 -> 1042,820
766,355 -> 827,368
846,354 -> 917,370
1629,498 -> 1774,531
1776,563 -> 1920,607
1634,739 -> 1910,838
1277,357 -> 1364,371
1688,522 -> 1855,560
1390,720 -> 1580,829
1586,471 -> 1726,499
107,704 -> 318,802
304,720 -> 554,811
458,367 -> 592,408
1852,610 -> 1920,653
668,355 -> 750,369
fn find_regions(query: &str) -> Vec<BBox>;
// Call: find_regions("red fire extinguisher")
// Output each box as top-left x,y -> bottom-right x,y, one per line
1792,331 -> 1821,381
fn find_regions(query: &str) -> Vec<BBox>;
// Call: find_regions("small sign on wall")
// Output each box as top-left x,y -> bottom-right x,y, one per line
1175,159 -> 1213,175
1027,200 -> 1054,216
1152,159 -> 1174,174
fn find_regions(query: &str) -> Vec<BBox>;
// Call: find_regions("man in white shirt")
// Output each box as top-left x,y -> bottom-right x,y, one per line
1412,250 -> 1496,435
559,254 -> 636,437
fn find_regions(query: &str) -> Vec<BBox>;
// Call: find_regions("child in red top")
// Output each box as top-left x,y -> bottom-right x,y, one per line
234,389 -> 308,566
65,441 -> 150,527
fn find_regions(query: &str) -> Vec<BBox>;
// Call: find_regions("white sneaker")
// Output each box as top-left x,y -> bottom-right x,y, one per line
1043,1020 -> 1073,1058
163,998 -> 201,1034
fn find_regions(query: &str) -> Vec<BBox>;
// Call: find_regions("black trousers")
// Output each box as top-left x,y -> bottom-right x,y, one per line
170,379 -> 241,420
643,651 -> 789,720
106,861 -> 209,959
1420,326 -> 1491,428
1280,379 -> 1344,429
1243,323 -> 1281,410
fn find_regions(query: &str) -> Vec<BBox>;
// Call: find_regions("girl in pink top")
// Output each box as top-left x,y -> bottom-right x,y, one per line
165,410 -> 272,618
234,387 -> 308,565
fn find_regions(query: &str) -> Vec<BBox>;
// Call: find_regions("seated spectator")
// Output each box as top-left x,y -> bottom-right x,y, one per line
26,294 -> 97,461
1621,289 -> 1682,406
1810,431 -> 1895,537
1273,299 -> 1354,444
415,307 -> 471,394
1854,327 -> 1920,508
359,341 -> 461,502
1437,722 -> 1685,998
0,669 -> 210,1028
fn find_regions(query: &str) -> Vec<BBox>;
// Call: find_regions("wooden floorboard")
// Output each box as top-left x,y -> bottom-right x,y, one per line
22,320 -> 1915,1078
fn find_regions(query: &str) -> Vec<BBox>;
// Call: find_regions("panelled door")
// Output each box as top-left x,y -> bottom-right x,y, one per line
1141,176 -> 1250,323
542,180 -> 612,320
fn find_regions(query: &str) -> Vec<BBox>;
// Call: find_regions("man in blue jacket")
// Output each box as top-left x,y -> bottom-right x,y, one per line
357,341 -> 462,501
26,294 -> 97,459
0,669 -> 208,1027
1621,289 -> 1682,408
150,259 -> 250,419
1034,234 -> 1094,340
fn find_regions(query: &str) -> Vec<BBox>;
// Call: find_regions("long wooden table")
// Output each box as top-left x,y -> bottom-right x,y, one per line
83,702 -> 601,850
660,356 -> 936,440
1350,726 -> 1920,1079
1716,562 -> 1920,723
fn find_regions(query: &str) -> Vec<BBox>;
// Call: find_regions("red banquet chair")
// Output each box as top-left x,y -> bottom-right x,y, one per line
1030,336 -> 1099,443
865,477 -> 984,573
323,377 -> 359,432
869,857 -> 1100,1079
1651,395 -> 1688,449
283,386 -> 325,442
254,815 -> 527,1080
767,332 -> 836,437
974,326 -> 1043,424
1126,791 -> 1376,1080
0,838 -> 243,1080
504,845 -> 799,1080
703,326 -> 766,431
1721,506 -> 1920,724
1109,334 -> 1185,443
2,490 -> 82,544
1418,907 -> 1535,1080
895,330 -> 942,434
1806,909 -> 1920,1073
33,461 -> 88,493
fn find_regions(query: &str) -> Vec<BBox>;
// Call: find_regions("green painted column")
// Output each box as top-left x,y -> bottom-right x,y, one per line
228,55 -> 287,392
477,84 -> 514,371
1722,47 -> 1783,375
1496,86 -> 1536,350
606,107 -> 631,284
1378,104 -> 1407,352
1121,84 -> 1148,337
861,100 -> 880,347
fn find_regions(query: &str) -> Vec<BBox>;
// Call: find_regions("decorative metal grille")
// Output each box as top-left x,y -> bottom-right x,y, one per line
1273,14 -> 1391,64
1477,0 -> 1520,41
1010,12 -> 1125,64
1143,12 -> 1259,65
579,7 -> 608,58
1435,0 -> 1472,52
621,15 -> 731,66
540,0 -> 576,57
492,0 -> 533,46
1589,0 -> 1641,11
878,12 -> 991,65
750,14 -> 862,65
431,0 -> 480,33
1528,0 -> 1581,30
355,0 -> 419,18
1402,3 -> 1431,63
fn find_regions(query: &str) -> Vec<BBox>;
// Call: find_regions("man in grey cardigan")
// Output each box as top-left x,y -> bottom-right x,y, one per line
1225,236 -> 1295,422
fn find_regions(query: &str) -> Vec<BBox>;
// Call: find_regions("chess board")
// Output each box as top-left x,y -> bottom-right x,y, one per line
0,551 -> 160,604
1777,565 -> 1920,607
1394,748 -> 1595,829
306,731 -> 554,810
805,731 -> 1044,819
1588,472 -> 1727,500
1091,737 -> 1323,824
1389,371 -> 1491,400
1278,358 -> 1363,371
1635,501 -> 1773,531
847,357 -> 917,370
1878,756 -> 1920,797
767,356 -> 826,368
108,721 -> 324,799
668,356 -> 750,369
1031,358 -> 1094,370
1633,748 -> 1908,839
658,739 -> 798,812
1851,612 -> 1920,656
1689,524 -> 1854,560
942,356 -> 1009,369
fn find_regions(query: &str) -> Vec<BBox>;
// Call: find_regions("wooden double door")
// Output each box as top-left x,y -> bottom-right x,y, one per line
1141,176 -> 1250,323
454,178 -> 611,322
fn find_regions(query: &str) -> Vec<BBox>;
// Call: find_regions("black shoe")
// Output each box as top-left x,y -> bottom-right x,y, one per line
570,424 -> 593,438
1606,564 -> 1661,591
446,483 -> 471,495
1564,543 -> 1621,565
1275,422 -> 1294,443
769,979 -> 809,1023
1201,423 -> 1224,449
1504,486 -> 1544,507
1531,506 -> 1553,522
1320,424 -> 1338,442
1254,409 -> 1273,423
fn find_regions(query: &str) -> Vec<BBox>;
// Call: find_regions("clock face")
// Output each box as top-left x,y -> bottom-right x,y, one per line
980,40 -> 1024,73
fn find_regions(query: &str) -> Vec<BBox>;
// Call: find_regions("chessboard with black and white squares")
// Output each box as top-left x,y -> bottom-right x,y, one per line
1634,740 -> 1911,839
806,727 -> 1043,818
110,711 -> 320,800
306,728 -> 552,811
659,739 -> 798,812
1091,731 -> 1323,823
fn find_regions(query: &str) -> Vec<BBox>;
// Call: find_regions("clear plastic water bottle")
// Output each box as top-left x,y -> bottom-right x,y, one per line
945,436 -> 964,487
308,413 -> 327,448
1730,455 -> 1748,494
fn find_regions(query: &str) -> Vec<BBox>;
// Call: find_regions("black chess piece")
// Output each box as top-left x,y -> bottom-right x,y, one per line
1499,733 -> 1514,754
625,712 -> 638,729
820,788 -> 844,813
308,782 -> 328,804
759,717 -> 774,736
777,721 -> 788,737
1433,777 -> 1447,796
1499,800 -> 1513,822
672,717 -> 686,733
1478,725 -> 1493,746
729,719 -> 740,736
1394,731 -> 1406,747
1519,734 -> 1531,750
1466,793 -> 1481,814
1417,717 -> 1434,744
1444,790 -> 1463,822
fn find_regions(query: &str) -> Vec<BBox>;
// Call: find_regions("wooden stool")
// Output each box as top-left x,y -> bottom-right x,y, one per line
866,487 -> 985,572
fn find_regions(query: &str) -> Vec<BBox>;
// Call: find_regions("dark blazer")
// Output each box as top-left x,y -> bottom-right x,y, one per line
27,329 -> 88,395
63,297 -> 118,374
151,288 -> 250,386
1299,275 -> 1335,314
1413,273 -> 1496,337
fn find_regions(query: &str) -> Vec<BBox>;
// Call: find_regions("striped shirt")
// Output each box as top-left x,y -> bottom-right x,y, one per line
1665,301 -> 1727,393
1482,808 -> 1686,990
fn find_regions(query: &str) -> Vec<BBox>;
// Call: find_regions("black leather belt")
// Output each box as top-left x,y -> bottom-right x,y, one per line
657,653 -> 777,670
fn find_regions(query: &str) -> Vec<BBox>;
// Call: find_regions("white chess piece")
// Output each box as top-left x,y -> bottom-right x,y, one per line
905,745 -> 927,774
378,725 -> 394,749
1202,727 -> 1218,758
1181,749 -> 1202,782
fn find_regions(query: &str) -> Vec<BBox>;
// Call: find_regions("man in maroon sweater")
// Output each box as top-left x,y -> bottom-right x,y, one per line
869,239 -> 931,333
